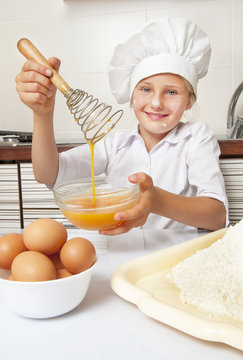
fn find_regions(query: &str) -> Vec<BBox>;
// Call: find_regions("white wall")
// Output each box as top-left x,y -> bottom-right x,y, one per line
0,0 -> 242,140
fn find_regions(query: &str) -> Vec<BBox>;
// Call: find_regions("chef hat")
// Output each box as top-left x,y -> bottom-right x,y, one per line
108,17 -> 211,104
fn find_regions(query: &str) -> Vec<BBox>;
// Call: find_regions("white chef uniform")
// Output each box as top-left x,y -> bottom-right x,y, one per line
53,120 -> 228,231
50,17 -> 228,231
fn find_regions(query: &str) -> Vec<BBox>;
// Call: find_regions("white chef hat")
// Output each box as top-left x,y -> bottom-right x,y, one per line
108,17 -> 211,104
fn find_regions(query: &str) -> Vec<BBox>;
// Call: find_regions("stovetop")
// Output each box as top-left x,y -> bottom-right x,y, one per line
0,131 -> 32,146
0,130 -> 86,147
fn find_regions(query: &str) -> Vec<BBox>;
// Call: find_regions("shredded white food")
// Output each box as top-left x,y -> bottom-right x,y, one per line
170,220 -> 243,320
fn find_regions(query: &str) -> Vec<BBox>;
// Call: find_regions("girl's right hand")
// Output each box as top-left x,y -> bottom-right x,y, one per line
15,57 -> 60,116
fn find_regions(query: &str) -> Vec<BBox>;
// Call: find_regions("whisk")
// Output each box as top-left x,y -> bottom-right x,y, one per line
17,38 -> 123,144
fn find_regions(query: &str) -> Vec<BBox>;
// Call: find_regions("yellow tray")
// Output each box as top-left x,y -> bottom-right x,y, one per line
111,228 -> 243,351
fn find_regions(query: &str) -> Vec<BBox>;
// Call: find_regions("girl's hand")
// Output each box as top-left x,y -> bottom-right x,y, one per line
99,172 -> 154,235
15,57 -> 60,116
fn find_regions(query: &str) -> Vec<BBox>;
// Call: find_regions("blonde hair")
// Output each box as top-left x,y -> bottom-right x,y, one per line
183,78 -> 196,108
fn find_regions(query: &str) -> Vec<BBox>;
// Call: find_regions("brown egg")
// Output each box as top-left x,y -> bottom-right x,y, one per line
8,273 -> 14,281
0,233 -> 26,270
48,250 -> 63,270
23,218 -> 67,255
56,268 -> 73,279
60,237 -> 96,274
11,251 -> 56,282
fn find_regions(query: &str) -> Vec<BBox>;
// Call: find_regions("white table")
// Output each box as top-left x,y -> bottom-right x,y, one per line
0,228 -> 242,360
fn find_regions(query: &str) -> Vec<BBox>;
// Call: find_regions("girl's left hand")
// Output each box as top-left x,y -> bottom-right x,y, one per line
99,172 -> 154,235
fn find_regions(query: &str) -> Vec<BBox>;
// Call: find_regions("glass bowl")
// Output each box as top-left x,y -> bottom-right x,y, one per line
53,176 -> 140,231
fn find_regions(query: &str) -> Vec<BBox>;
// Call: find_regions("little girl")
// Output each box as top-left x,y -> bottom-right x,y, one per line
15,17 -> 228,234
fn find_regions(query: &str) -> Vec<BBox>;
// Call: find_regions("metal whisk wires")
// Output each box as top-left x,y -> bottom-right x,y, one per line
64,89 -> 123,144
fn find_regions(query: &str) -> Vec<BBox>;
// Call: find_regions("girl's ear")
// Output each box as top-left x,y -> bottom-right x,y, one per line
185,101 -> 192,110
185,94 -> 196,110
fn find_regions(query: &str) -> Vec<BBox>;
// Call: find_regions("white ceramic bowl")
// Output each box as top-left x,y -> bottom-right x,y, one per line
0,262 -> 96,319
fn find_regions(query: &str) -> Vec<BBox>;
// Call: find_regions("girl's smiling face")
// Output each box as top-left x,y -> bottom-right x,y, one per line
131,73 -> 192,148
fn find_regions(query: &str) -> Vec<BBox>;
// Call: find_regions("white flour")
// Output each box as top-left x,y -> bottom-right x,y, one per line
171,220 -> 243,320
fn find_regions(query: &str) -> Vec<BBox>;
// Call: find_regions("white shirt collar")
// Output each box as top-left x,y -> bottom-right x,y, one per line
162,122 -> 192,144
114,121 -> 193,150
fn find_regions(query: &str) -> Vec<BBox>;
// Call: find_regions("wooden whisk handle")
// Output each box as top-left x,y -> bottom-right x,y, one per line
17,38 -> 71,95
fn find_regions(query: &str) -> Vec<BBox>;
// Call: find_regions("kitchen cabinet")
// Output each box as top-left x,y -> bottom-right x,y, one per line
0,140 -> 242,229
220,158 -> 243,224
0,162 -> 73,230
0,164 -> 20,229
0,143 -> 79,230
20,163 -> 73,227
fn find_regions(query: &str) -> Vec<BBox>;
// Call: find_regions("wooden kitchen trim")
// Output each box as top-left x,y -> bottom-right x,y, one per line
218,140 -> 243,158
0,144 -> 77,162
0,140 -> 243,162
0,146 -> 32,162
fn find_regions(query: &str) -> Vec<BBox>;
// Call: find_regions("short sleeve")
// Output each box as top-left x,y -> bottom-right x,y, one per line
187,122 -> 229,225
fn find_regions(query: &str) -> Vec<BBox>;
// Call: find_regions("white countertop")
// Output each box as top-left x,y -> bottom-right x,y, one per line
0,228 -> 242,360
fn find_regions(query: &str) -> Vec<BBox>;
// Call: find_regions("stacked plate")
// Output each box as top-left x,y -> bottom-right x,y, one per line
220,158 -> 243,224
